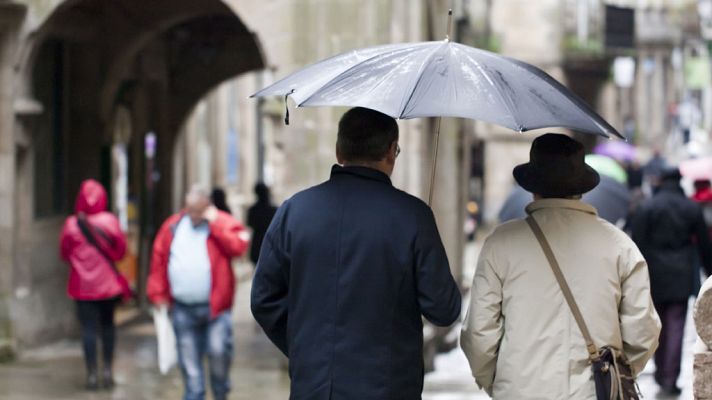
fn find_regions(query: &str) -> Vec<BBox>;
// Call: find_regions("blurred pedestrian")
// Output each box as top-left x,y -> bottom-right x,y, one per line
246,183 -> 277,266
251,107 -> 461,399
60,179 -> 129,390
461,134 -> 660,399
626,160 -> 643,190
210,187 -> 232,215
643,149 -> 667,190
693,179 -> 712,204
692,179 -> 712,242
631,167 -> 712,395
147,185 -> 249,400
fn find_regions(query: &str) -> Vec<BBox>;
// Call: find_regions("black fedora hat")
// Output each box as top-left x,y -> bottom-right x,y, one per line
513,133 -> 600,197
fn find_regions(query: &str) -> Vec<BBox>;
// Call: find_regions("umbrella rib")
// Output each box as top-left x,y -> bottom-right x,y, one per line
471,53 -> 523,131
297,43 -> 434,109
398,42 -> 447,118
252,43 -> 404,98
504,56 -> 620,138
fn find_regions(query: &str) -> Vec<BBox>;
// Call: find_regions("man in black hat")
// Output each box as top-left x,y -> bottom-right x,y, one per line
631,167 -> 712,395
251,107 -> 461,399
461,133 -> 660,399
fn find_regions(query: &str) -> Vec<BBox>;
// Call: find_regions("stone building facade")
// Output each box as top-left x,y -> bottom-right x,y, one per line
0,0 -> 269,355
0,0 -> 693,357
0,0 -> 473,357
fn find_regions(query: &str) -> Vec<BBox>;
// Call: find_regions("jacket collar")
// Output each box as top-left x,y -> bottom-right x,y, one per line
525,198 -> 598,216
330,164 -> 392,186
656,181 -> 685,196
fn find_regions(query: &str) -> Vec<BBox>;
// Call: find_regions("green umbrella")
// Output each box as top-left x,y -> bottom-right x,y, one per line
585,154 -> 627,185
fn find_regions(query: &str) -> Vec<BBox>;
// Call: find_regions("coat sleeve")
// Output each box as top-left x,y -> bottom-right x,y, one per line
250,204 -> 290,356
460,238 -> 503,396
209,212 -> 250,258
692,207 -> 712,276
629,207 -> 649,252
413,207 -> 461,326
619,240 -> 661,375
102,214 -> 127,261
147,218 -> 175,305
59,218 -> 73,262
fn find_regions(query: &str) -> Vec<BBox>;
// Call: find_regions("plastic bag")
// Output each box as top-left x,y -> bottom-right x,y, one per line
152,305 -> 177,375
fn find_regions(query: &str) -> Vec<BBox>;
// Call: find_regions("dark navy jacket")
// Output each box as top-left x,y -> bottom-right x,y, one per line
631,182 -> 712,303
251,165 -> 461,400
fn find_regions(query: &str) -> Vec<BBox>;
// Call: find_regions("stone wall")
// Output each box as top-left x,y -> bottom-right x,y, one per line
695,276 -> 712,399
0,2 -> 27,360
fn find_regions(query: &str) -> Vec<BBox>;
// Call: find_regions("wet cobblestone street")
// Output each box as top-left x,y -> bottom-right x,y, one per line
0,260 -> 697,399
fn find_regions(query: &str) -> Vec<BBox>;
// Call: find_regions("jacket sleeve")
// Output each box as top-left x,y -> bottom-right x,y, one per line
619,240 -> 661,375
250,205 -> 290,356
460,238 -> 503,396
693,207 -> 712,276
209,212 -> 250,258
102,215 -> 127,261
147,218 -> 174,305
59,218 -> 73,262
413,207 -> 461,326
629,207 -> 649,252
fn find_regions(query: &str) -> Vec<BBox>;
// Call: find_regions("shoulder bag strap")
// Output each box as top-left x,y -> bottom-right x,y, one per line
526,215 -> 600,362
76,214 -> 122,276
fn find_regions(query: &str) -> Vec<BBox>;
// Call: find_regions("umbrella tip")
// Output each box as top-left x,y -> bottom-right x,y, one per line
446,9 -> 453,41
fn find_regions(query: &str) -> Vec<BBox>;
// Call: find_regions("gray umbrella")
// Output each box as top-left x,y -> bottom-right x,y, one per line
498,176 -> 631,225
253,40 -> 621,138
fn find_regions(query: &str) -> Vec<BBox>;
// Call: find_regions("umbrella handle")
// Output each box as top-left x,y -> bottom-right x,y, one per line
284,89 -> 295,125
428,117 -> 443,206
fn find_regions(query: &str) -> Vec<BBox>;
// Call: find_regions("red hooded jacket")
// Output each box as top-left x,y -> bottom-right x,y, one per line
693,187 -> 712,203
147,211 -> 249,318
60,180 -> 128,300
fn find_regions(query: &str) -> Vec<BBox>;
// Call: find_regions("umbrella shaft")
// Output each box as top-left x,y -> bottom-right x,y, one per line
428,117 -> 443,206
446,9 -> 453,41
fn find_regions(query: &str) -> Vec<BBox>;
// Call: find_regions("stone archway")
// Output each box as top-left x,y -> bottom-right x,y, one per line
11,0 -> 265,347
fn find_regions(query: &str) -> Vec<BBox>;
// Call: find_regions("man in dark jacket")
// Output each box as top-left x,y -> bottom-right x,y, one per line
631,167 -> 712,395
251,107 -> 462,400
247,182 -> 278,266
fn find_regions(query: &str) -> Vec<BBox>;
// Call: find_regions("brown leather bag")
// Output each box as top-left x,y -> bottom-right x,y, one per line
527,215 -> 640,400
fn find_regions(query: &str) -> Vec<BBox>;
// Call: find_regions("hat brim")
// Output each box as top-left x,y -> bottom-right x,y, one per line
513,162 -> 600,197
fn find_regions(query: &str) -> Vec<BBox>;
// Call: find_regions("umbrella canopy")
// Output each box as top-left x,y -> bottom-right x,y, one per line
585,154 -> 628,185
582,175 -> 631,225
593,141 -> 636,162
253,41 -> 622,138
680,156 -> 712,181
498,176 -> 630,225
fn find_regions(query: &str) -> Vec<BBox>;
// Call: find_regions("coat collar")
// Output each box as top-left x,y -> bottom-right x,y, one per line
330,164 -> 392,186
656,181 -> 685,196
525,198 -> 598,216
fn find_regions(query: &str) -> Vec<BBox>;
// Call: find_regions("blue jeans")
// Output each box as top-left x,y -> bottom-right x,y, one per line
171,303 -> 233,400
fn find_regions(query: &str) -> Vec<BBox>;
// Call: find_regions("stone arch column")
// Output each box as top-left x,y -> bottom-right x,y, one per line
10,0 -> 265,347
0,1 -> 27,360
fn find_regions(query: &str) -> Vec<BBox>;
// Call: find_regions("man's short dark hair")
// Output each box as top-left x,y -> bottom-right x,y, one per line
337,107 -> 398,162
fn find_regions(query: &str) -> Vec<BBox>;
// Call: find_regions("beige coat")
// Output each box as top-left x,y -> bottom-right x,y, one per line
461,199 -> 661,399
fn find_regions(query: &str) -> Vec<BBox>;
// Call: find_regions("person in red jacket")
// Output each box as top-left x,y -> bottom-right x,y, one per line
60,179 -> 128,390
148,185 -> 249,400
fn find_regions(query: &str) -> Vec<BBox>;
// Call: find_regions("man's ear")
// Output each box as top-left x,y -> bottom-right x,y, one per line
385,141 -> 397,163
336,145 -> 344,165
